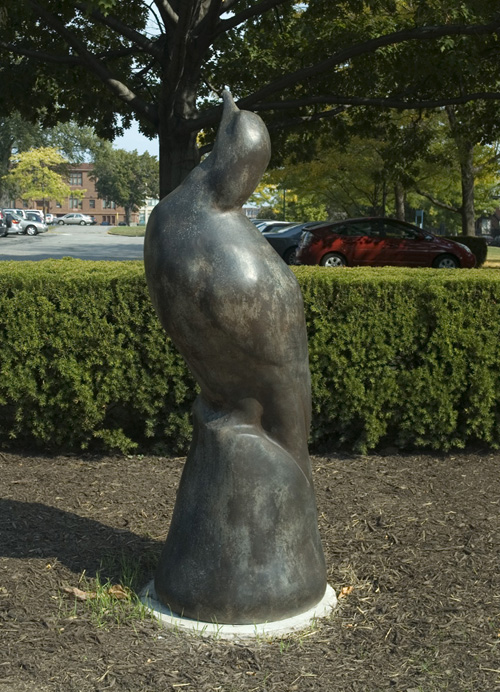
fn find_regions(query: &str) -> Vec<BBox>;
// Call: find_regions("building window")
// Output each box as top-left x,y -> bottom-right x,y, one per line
56,202 -> 62,208
69,197 -> 82,209
89,199 -> 95,209
69,172 -> 83,185
102,200 -> 116,209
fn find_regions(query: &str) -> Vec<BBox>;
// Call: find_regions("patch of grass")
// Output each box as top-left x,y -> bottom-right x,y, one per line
61,552 -> 157,628
485,246 -> 500,268
108,226 -> 145,237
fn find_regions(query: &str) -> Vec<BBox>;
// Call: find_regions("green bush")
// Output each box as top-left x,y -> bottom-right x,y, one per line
1,260 -> 499,454
0,259 -> 196,454
297,266 -> 500,452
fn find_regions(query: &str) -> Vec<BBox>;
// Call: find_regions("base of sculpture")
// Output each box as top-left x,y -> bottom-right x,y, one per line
140,582 -> 336,640
153,398 -> 327,624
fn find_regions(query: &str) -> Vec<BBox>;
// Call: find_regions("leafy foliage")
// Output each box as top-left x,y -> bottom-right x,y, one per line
1,260 -> 500,455
3,147 -> 74,204
91,147 -> 159,223
1,1 -> 500,196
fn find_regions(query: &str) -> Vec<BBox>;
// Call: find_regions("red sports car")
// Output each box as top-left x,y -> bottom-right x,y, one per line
296,218 -> 476,269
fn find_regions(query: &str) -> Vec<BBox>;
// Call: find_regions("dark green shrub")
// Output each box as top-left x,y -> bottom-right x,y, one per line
1,260 -> 500,454
296,266 -> 500,452
0,259 -> 196,454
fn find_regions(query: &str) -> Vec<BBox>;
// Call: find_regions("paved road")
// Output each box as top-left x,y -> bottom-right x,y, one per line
0,225 -> 145,261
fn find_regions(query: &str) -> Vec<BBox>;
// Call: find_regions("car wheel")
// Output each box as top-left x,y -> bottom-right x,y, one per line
58,220 -> 64,225
432,253 -> 459,269
25,225 -> 38,236
283,246 -> 298,265
320,252 -> 347,267
80,220 -> 86,225
0,228 -> 7,238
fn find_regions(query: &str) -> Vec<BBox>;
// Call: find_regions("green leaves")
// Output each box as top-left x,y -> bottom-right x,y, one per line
91,148 -> 159,221
1,261 -> 500,455
3,146 -> 72,203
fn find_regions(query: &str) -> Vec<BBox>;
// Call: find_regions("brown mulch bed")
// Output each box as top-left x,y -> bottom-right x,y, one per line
1,449 -> 499,692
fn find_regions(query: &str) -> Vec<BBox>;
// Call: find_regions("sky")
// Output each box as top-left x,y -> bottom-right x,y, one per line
112,120 -> 159,157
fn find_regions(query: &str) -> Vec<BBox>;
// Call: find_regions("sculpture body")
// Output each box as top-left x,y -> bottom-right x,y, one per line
144,92 -> 326,624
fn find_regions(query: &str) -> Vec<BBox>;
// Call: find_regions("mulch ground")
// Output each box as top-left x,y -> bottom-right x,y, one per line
1,449 -> 499,692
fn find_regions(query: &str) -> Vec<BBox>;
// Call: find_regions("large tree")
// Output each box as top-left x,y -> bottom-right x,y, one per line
3,147 -> 75,213
91,146 -> 159,224
1,1 -> 500,200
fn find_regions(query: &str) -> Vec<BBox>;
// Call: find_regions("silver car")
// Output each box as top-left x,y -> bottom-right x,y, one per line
2,212 -> 48,236
56,212 -> 94,225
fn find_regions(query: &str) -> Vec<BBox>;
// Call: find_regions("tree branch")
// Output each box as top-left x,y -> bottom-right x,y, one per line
26,0 -> 159,127
153,0 -> 179,25
219,0 -> 239,13
250,92 -> 500,113
75,2 -> 163,60
236,18 -> 500,111
217,0 -> 290,35
415,187 -> 461,214
0,41 -> 80,65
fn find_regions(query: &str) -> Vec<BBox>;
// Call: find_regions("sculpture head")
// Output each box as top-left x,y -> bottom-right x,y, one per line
202,91 -> 271,210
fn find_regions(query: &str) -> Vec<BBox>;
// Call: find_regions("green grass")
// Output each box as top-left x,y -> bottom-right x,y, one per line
485,246 -> 500,268
61,552 -> 158,628
108,226 -> 146,237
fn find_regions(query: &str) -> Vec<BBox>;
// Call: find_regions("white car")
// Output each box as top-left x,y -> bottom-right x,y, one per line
3,208 -> 27,219
57,213 -> 94,226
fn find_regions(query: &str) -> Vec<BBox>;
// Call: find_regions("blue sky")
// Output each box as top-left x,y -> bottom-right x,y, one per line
113,120 -> 159,157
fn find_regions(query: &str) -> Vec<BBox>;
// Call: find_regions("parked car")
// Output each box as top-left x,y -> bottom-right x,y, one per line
57,213 -> 94,225
25,210 -> 44,223
1,211 -> 48,236
262,222 -> 315,265
19,217 -> 48,235
3,208 -> 27,220
250,218 -> 274,225
489,236 -> 500,247
45,213 -> 54,223
296,217 -> 476,269
2,210 -> 23,231
255,220 -> 299,233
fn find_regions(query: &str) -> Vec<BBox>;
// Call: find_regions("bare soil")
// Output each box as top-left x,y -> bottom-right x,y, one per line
1,449 -> 499,692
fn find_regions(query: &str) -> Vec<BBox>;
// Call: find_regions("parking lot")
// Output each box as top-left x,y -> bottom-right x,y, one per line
0,224 -> 145,261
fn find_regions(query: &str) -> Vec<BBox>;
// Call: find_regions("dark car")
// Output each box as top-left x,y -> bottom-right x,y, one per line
263,222 -> 315,265
296,217 -> 476,269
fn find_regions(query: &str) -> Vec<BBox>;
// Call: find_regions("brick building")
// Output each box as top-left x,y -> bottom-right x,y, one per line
15,163 -> 140,225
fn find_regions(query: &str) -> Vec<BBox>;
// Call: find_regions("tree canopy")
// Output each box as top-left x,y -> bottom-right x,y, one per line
3,147 -> 74,210
1,1 -> 500,198
91,147 -> 159,224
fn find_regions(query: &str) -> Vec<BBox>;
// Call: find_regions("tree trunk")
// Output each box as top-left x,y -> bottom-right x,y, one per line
158,79 -> 201,199
460,142 -> 476,236
446,107 -> 476,237
159,127 -> 199,199
394,182 -> 405,220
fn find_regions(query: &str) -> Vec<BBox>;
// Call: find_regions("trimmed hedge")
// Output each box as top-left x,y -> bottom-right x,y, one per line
297,266 -> 500,452
1,259 -> 500,454
0,259 -> 195,454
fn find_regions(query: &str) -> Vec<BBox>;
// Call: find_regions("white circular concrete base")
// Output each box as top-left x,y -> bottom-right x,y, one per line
140,582 -> 337,640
